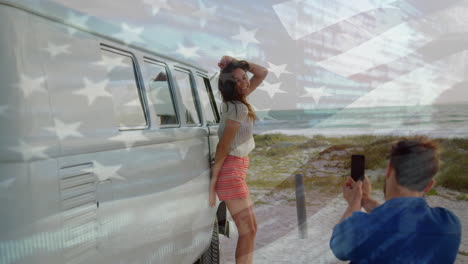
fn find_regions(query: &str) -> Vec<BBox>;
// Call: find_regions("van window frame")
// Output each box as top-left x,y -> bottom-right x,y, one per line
173,67 -> 202,127
99,44 -> 150,131
196,72 -> 220,124
143,57 -> 181,129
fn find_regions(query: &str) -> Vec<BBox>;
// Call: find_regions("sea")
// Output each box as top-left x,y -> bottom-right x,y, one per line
254,103 -> 468,138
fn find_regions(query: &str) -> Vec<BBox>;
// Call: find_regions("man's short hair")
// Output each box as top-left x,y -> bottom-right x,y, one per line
390,137 -> 440,192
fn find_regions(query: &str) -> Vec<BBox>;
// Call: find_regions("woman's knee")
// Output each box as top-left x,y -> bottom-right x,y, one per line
238,226 -> 256,239
226,199 -> 257,237
249,223 -> 257,238
236,218 -> 257,238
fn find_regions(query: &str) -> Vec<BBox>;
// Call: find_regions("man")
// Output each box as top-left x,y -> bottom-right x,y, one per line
330,137 -> 461,263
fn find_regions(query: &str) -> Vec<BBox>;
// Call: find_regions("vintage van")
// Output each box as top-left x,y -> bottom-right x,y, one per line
0,1 -> 226,263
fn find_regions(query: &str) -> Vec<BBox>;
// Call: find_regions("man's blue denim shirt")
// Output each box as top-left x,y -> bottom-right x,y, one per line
330,197 -> 461,264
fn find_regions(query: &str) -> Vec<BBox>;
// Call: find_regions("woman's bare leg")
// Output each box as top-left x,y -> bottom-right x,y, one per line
225,197 -> 257,264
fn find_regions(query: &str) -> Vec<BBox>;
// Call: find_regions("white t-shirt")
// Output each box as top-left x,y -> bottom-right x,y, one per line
217,101 -> 255,157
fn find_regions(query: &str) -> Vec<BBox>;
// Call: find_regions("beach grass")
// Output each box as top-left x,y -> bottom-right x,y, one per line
249,134 -> 468,194
255,133 -> 310,148
456,194 -> 468,201
435,138 -> 468,192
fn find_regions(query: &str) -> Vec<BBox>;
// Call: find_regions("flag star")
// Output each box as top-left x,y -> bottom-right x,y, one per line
0,178 -> 15,190
232,26 -> 260,49
142,0 -> 172,16
0,105 -> 8,116
176,44 -> 201,59
44,43 -> 71,57
253,106 -> 276,120
258,81 -> 287,98
0,178 -> 16,200
114,23 -> 144,45
45,119 -> 83,140
301,86 -> 333,104
93,161 -> 125,181
109,131 -> 150,149
94,55 -> 127,72
267,62 -> 292,79
10,141 -> 49,160
17,74 -> 47,97
193,0 -> 217,28
73,78 -> 111,105
124,99 -> 144,107
66,11 -> 90,29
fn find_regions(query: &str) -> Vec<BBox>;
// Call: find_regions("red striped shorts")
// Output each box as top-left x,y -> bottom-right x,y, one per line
215,155 -> 250,201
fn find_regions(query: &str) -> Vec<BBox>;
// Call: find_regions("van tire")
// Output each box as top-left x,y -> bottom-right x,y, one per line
196,219 -> 220,264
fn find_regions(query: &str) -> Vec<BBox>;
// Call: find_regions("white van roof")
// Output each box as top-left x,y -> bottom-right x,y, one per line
0,0 -> 208,73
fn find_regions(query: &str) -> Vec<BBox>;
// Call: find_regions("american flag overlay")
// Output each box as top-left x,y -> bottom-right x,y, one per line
0,0 -> 467,263
9,0 -> 466,112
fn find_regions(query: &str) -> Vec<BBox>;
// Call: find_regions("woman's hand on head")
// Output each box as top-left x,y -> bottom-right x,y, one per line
218,55 -> 235,70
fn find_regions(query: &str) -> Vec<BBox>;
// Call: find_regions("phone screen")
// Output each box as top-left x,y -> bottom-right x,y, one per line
351,155 -> 365,181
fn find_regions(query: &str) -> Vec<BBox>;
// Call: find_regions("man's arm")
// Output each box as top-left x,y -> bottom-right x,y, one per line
361,177 -> 381,213
331,180 -> 364,261
362,197 -> 380,213
338,199 -> 362,224
338,179 -> 363,224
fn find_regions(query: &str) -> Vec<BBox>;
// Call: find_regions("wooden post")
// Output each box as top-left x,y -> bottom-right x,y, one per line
295,173 -> 308,239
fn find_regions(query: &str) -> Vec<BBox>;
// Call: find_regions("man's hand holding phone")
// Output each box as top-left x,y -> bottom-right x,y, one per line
361,176 -> 372,200
343,177 -> 362,205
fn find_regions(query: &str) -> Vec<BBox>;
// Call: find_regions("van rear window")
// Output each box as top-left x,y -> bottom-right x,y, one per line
144,62 -> 179,126
173,70 -> 201,125
100,49 -> 147,129
196,75 -> 219,124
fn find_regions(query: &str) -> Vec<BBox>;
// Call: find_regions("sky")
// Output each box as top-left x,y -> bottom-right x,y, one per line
19,0 -> 468,110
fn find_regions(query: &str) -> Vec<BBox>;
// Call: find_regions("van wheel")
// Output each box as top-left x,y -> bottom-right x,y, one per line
195,219 -> 220,264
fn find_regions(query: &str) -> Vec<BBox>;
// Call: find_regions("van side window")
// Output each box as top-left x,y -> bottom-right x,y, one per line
196,75 -> 219,124
173,70 -> 201,125
144,61 -> 179,126
100,49 -> 147,129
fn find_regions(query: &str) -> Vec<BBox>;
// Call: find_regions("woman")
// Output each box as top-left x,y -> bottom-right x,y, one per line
209,55 -> 268,264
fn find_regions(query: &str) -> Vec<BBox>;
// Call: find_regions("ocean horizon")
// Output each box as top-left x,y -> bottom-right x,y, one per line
254,103 -> 468,138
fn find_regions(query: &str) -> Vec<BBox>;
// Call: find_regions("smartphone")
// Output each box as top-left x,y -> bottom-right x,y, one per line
351,155 -> 365,181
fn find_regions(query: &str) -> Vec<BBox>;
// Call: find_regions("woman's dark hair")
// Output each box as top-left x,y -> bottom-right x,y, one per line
218,60 -> 256,121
